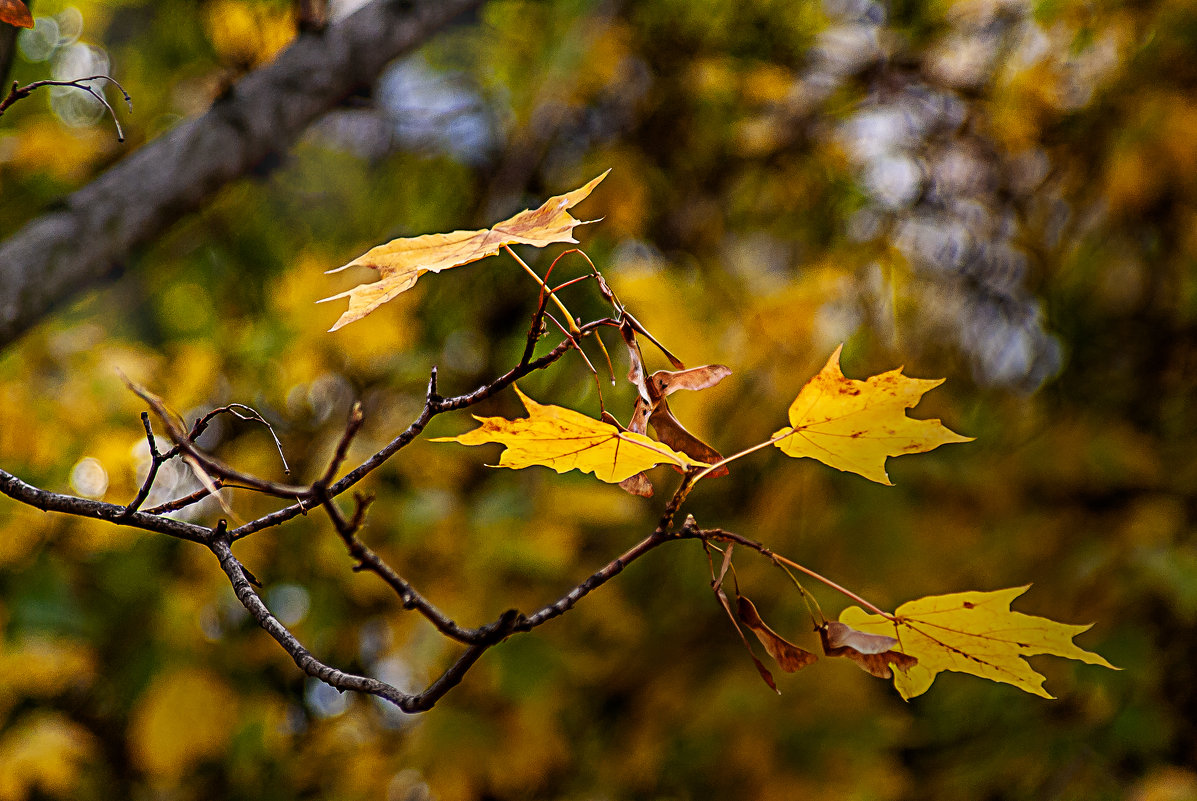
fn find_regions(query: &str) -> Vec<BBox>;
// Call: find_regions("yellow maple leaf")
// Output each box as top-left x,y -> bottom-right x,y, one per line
431,385 -> 698,483
320,171 -> 609,331
772,345 -> 971,484
839,586 -> 1118,700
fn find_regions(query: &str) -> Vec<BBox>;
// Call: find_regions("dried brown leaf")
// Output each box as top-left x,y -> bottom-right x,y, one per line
615,322 -> 730,493
737,596 -> 817,672
819,621 -> 918,679
649,365 -> 732,397
708,546 -> 779,693
0,0 -> 33,28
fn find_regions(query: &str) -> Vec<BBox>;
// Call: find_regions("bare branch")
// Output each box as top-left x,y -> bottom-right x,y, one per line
142,479 -> 229,516
121,412 -> 163,516
209,537 -> 416,707
320,402 -> 364,486
0,467 -> 211,544
229,319 -> 611,541
515,475 -> 694,630
1,307 -> 718,714
315,484 -> 510,644
0,75 -> 131,140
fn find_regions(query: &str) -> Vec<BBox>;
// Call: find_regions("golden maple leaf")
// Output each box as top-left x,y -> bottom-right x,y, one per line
320,171 -> 609,331
772,344 -> 971,484
430,385 -> 699,483
839,586 -> 1118,699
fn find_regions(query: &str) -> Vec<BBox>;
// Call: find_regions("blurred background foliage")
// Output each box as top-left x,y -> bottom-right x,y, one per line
0,0 -> 1195,798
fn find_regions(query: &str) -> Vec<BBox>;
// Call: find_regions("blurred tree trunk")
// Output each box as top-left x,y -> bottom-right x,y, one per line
0,0 -> 483,349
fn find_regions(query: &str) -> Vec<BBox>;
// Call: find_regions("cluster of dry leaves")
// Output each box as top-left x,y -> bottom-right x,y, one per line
322,172 -> 1115,700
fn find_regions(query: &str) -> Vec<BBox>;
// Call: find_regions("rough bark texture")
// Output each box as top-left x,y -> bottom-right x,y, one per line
0,0 -> 483,347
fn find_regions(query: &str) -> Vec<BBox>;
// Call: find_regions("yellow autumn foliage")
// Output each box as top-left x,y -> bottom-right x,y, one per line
433,385 -> 698,482
129,667 -> 239,780
839,586 -> 1117,699
773,345 -> 972,485
0,713 -> 96,801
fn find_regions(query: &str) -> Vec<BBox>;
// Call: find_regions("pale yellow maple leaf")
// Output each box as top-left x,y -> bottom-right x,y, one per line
430,385 -> 698,483
839,586 -> 1118,699
320,171 -> 609,331
772,345 -> 971,484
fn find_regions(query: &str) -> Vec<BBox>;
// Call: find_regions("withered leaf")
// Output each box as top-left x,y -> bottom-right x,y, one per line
709,546 -> 779,693
737,596 -> 817,673
321,171 -> 608,331
617,322 -> 730,495
819,621 -> 918,679
823,620 -> 900,654
0,0 -> 33,28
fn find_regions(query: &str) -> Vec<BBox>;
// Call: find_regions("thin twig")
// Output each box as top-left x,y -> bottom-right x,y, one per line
314,484 -> 503,644
122,412 -> 163,516
0,75 -> 131,140
683,524 -> 895,620
142,479 -> 229,516
320,401 -> 364,486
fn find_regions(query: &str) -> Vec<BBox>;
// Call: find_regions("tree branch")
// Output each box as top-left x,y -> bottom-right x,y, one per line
0,0 -> 485,348
229,319 -> 611,541
0,307 -> 712,713
0,466 -> 212,543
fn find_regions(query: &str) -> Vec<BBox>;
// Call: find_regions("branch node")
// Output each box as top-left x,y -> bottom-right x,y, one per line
427,366 -> 441,405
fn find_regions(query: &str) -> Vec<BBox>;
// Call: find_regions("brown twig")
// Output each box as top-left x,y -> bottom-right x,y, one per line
319,401 -> 364,486
679,522 -> 895,620
0,467 -> 211,544
122,412 -> 163,516
0,75 -> 131,140
314,484 -> 506,644
142,480 -> 230,516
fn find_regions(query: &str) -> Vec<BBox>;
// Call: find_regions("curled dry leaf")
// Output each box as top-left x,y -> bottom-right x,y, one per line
773,345 -> 972,485
431,385 -> 698,483
819,621 -> 917,679
321,171 -> 609,331
0,0 -> 33,28
839,586 -> 1118,699
737,596 -> 817,673
709,546 -> 779,693
617,322 -> 730,496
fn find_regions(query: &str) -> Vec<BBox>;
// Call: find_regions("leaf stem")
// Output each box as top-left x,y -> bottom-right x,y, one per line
694,526 -> 895,621
504,245 -> 580,334
769,553 -> 893,620
690,429 -> 793,483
